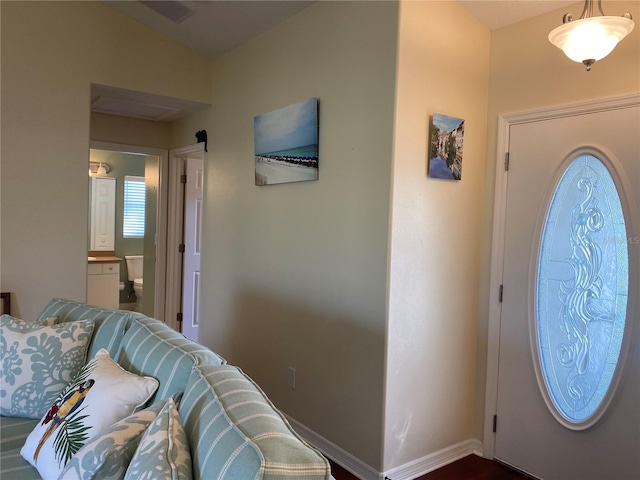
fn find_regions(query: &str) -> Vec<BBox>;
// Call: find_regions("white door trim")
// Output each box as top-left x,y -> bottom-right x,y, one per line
89,141 -> 168,321
165,143 -> 205,333
482,93 -> 640,459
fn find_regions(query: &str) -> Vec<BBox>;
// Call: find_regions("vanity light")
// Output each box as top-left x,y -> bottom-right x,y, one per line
548,0 -> 634,71
89,162 -> 111,176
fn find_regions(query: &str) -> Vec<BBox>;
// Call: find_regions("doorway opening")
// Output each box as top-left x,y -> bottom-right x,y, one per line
88,141 -> 168,320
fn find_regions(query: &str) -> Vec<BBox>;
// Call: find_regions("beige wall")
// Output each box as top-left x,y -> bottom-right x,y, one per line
90,113 -> 172,150
475,0 -> 640,438
0,1 -> 212,319
4,0 -> 638,474
171,1 -> 398,469
385,0 -> 490,470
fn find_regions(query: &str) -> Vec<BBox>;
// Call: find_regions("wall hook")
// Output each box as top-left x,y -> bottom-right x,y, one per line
195,130 -> 208,152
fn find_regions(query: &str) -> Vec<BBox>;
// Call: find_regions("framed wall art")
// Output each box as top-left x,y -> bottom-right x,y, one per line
254,98 -> 319,186
428,113 -> 465,181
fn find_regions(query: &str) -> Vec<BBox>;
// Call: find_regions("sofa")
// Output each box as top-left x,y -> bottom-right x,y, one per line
1,298 -> 333,480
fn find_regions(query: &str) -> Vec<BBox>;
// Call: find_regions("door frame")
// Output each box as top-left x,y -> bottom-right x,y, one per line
165,143 -> 205,333
482,93 -> 640,459
90,140 -> 168,321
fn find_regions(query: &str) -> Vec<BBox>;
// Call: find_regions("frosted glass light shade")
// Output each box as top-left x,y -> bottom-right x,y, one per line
549,16 -> 634,64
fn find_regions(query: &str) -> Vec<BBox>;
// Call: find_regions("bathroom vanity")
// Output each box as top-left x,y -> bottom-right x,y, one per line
87,255 -> 121,309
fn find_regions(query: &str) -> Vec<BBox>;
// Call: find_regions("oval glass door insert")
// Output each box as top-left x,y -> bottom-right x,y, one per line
536,153 -> 629,426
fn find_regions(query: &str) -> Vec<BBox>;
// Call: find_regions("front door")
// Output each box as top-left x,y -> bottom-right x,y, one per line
494,102 -> 639,479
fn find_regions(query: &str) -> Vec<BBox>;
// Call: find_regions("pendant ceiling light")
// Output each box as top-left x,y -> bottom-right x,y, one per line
548,0 -> 634,71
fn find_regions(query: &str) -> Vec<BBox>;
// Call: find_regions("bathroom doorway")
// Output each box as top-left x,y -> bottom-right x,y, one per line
88,141 -> 168,319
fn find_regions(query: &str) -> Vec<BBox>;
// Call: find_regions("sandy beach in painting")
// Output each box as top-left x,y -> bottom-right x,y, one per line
255,156 -> 318,185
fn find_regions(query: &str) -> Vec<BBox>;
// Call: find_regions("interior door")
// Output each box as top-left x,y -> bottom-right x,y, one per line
495,104 -> 639,479
181,157 -> 203,342
89,176 -> 116,251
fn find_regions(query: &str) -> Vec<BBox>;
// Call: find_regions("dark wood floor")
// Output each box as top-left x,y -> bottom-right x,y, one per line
331,454 -> 531,480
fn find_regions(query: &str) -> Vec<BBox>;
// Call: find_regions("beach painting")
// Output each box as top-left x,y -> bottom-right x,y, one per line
428,113 -> 465,181
254,98 -> 319,186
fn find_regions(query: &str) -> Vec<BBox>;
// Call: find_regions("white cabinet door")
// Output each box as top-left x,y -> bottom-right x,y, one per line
90,177 -> 116,251
87,262 -> 120,309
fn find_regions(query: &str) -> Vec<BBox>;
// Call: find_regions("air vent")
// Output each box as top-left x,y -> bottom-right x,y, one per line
91,96 -> 181,121
140,0 -> 195,24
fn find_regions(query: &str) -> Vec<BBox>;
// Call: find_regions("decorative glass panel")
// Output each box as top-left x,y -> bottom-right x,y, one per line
537,154 -> 628,424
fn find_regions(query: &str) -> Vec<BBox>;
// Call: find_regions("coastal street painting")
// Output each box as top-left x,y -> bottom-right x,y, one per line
254,98 -> 319,186
428,113 -> 465,181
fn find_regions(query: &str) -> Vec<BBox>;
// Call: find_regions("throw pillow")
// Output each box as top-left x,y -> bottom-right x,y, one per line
21,348 -> 159,480
124,397 -> 191,480
58,399 -> 168,480
0,315 -> 94,419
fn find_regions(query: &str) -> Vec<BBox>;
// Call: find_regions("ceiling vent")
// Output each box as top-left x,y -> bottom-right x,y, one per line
139,0 -> 195,24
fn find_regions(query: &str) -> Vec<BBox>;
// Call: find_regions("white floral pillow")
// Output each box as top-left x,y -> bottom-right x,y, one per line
21,348 -> 159,480
58,399 -> 169,480
0,315 -> 93,418
124,397 -> 191,480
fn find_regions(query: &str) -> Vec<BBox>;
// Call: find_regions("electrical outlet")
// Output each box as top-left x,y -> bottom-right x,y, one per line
288,367 -> 296,389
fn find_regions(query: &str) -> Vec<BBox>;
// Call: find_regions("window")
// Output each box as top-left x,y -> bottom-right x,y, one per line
123,176 -> 145,238
536,154 -> 628,426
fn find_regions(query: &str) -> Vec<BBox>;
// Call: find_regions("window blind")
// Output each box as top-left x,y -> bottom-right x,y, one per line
123,176 -> 145,238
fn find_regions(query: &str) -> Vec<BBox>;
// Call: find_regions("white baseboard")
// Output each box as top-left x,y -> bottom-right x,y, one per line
285,415 -> 380,480
285,414 -> 483,480
382,438 -> 483,480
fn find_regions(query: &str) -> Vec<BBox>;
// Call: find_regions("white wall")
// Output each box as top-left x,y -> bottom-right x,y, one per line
171,1 -> 399,469
0,1 -> 212,319
385,0 -> 490,470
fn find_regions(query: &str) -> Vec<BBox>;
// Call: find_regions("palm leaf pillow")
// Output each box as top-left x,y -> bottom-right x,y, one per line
21,348 -> 159,480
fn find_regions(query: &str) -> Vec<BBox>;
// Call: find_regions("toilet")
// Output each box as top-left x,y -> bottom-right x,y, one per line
124,255 -> 144,310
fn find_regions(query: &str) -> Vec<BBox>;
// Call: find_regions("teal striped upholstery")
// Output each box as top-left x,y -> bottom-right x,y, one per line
36,298 -> 132,360
117,317 -> 225,405
0,418 -> 39,479
180,365 -> 331,480
0,417 -> 38,452
0,449 -> 40,479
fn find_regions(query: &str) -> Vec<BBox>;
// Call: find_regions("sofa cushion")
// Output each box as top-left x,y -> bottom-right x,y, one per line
117,316 -> 225,405
0,416 -> 39,452
58,398 -> 168,480
37,298 -> 132,360
124,397 -> 191,480
21,349 -> 159,480
0,315 -> 94,419
180,364 -> 331,480
0,448 -> 41,480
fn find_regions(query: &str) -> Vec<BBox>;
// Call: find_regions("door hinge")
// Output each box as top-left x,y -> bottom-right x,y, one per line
505,152 -> 510,171
493,415 -> 498,433
177,312 -> 183,323
180,174 -> 187,184
178,244 -> 185,253
499,284 -> 504,303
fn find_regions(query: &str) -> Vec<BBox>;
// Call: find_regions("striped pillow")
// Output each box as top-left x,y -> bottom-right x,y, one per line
179,364 -> 331,480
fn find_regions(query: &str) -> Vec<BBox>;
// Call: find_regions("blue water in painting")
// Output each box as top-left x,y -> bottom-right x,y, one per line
259,144 -> 318,159
429,156 -> 454,179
